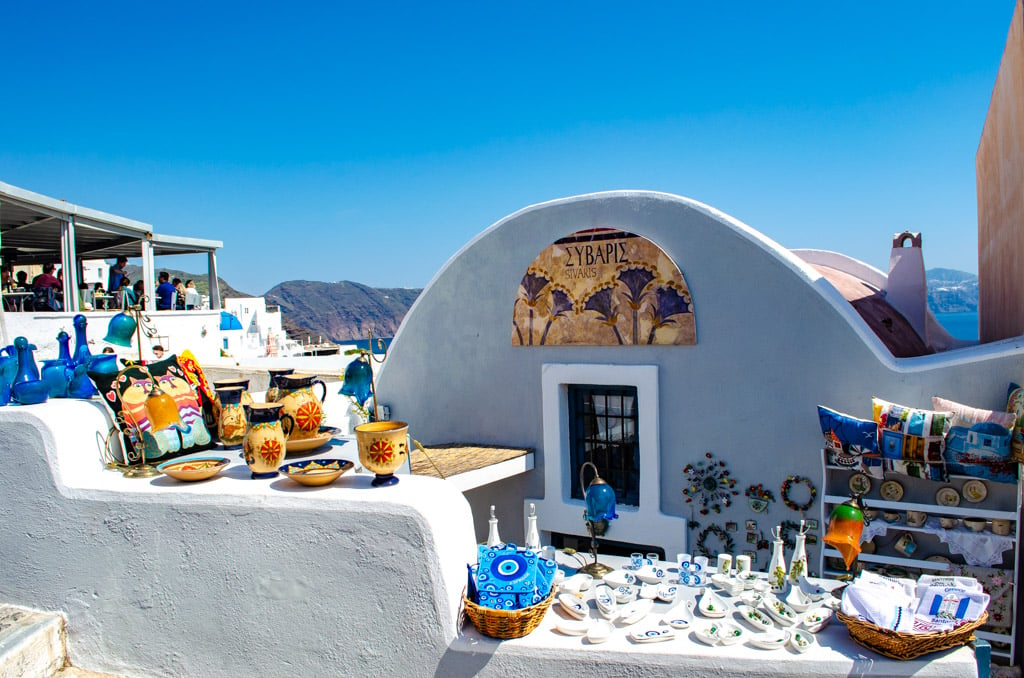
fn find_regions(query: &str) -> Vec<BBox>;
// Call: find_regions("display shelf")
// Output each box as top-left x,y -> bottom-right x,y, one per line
822,494 -> 1018,520
820,447 -> 1022,665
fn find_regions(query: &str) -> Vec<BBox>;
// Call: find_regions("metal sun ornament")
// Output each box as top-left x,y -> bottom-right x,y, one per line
682,452 -> 738,515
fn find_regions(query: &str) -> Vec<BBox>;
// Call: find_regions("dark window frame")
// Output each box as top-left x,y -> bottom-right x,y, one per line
568,384 -> 640,507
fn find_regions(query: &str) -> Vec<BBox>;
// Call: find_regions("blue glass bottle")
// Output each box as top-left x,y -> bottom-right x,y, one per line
57,330 -> 73,363
12,336 -> 40,384
72,314 -> 93,367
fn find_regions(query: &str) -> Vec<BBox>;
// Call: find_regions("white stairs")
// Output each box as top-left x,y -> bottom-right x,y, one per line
0,605 -> 117,678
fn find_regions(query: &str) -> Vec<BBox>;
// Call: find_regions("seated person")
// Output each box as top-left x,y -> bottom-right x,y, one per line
133,280 -> 146,309
155,272 -> 176,310
32,263 -> 61,291
15,270 -> 28,289
1,265 -> 13,292
118,279 -> 135,308
173,278 -> 186,310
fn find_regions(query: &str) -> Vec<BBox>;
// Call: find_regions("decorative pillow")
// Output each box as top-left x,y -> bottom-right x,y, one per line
927,396 -> 1016,483
817,406 -> 881,475
89,354 -> 214,464
871,397 -> 952,465
1005,383 -> 1024,462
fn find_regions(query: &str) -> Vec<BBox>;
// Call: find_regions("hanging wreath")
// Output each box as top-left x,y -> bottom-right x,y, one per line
695,524 -> 736,559
744,484 -> 776,513
682,452 -> 739,515
778,520 -> 803,550
781,475 -> 817,512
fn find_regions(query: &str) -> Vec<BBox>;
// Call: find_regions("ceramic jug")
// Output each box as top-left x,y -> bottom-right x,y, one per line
215,386 -> 248,448
41,359 -> 75,398
211,378 -> 254,427
788,525 -> 808,584
265,368 -> 295,403
0,348 -> 18,406
276,374 -> 326,440
354,420 -> 410,486
12,336 -> 40,385
72,314 -> 93,367
242,403 -> 294,479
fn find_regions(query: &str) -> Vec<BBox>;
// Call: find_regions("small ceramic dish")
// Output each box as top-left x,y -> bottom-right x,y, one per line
284,431 -> 335,455
747,629 -> 790,650
736,604 -> 774,632
639,583 -> 659,600
880,480 -> 904,501
613,585 -> 637,604
629,626 -> 675,643
617,599 -> 653,625
740,572 -> 760,590
698,588 -> 728,618
962,479 -> 988,503
662,600 -> 695,629
715,621 -> 745,645
801,607 -> 833,633
935,486 -> 961,507
789,629 -> 817,653
557,593 -> 588,620
635,565 -> 667,584
848,472 -> 871,495
739,591 -> 764,608
656,583 -> 678,603
585,619 -> 614,644
560,573 -> 594,594
694,623 -> 722,646
279,458 -> 354,486
963,517 -> 988,533
784,586 -> 814,613
593,585 -> 618,618
761,596 -> 798,626
602,569 -> 637,589
157,456 -> 230,482
554,617 -> 591,636
796,576 -> 830,602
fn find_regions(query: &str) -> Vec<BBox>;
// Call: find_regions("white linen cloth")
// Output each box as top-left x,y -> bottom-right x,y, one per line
841,573 -> 916,632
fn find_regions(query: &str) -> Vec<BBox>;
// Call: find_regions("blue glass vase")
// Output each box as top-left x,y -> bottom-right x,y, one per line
72,314 -> 94,367
41,359 -> 74,398
0,350 -> 17,406
57,330 -> 73,363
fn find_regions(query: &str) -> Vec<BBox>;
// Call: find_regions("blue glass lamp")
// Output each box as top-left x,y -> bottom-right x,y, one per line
339,356 -> 374,409
579,461 -> 618,576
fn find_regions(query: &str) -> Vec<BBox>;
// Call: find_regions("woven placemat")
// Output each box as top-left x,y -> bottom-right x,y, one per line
410,443 -> 532,479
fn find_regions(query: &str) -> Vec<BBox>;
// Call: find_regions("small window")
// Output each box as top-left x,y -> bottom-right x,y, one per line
568,384 -> 639,506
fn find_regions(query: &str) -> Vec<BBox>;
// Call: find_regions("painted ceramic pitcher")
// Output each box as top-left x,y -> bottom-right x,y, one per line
265,368 -> 295,403
354,420 -> 410,487
276,373 -> 326,440
216,386 -> 248,448
211,378 -> 253,425
242,403 -> 294,479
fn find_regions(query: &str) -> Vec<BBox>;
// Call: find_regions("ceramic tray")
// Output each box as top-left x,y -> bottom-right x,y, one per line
279,458 -> 354,486
157,456 -> 230,482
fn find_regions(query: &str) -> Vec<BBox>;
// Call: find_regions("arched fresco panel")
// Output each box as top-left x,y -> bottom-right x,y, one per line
512,228 -> 695,346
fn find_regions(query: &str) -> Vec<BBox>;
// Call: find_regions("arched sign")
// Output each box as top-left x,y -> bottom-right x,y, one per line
512,228 -> 695,346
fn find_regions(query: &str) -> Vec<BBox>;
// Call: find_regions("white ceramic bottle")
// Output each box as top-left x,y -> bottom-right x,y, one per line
788,520 -> 807,584
525,503 -> 541,552
486,505 -> 502,548
768,525 -> 787,593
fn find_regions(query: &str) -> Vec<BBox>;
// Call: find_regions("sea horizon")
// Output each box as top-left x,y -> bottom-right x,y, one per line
934,310 -> 979,342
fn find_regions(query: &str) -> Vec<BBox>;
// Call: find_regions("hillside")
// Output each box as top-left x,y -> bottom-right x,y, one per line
124,265 -> 252,301
926,268 -> 977,314
265,281 -> 421,342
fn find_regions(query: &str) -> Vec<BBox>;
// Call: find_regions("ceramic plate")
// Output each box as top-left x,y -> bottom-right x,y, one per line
629,626 -> 676,643
962,479 -> 988,503
157,456 -> 229,481
879,480 -> 904,501
602,569 -> 636,589
285,431 -> 334,455
848,472 -> 871,495
663,601 -> 695,629
935,487 -> 961,507
736,604 -> 774,632
761,596 -> 798,626
747,629 -> 789,650
715,621 -> 745,645
279,458 -> 354,486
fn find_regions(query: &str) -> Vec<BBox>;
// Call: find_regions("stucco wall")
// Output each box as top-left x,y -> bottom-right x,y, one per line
379,191 -> 1024,567
0,399 -> 476,677
978,0 -> 1024,343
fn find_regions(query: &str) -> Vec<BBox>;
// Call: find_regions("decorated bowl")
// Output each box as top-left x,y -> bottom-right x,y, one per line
279,458 -> 354,486
157,456 -> 230,482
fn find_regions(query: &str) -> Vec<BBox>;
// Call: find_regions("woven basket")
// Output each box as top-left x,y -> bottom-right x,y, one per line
836,610 -> 988,660
463,587 -> 555,639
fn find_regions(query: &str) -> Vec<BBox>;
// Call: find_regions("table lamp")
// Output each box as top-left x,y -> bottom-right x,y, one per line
579,461 -> 618,576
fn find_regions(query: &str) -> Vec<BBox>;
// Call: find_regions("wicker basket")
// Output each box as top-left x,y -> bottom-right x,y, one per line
836,610 -> 988,660
463,587 -> 555,639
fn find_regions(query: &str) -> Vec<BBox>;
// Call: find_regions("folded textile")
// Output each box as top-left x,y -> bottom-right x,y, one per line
915,586 -> 989,622
915,575 -> 983,598
842,583 -> 915,632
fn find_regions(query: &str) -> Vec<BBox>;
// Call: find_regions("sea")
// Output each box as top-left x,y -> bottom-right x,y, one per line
934,311 -> 979,342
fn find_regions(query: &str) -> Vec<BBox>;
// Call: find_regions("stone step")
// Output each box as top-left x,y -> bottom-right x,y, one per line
0,604 -> 65,678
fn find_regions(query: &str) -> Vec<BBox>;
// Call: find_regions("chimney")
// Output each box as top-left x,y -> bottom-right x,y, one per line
886,231 -> 927,341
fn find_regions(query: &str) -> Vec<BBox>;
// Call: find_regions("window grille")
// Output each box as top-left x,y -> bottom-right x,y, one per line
568,384 -> 639,506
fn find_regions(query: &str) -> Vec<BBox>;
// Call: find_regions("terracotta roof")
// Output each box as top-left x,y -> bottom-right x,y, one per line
812,264 -> 931,358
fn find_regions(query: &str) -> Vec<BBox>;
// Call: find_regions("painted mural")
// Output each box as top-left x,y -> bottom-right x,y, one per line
512,229 -> 695,346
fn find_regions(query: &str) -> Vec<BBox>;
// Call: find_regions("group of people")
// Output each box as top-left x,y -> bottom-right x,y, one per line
0,262 -> 66,311
106,258 -> 199,310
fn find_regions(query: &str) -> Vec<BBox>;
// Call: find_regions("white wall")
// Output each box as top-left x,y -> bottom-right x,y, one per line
378,191 -> 1024,566
0,399 -> 475,677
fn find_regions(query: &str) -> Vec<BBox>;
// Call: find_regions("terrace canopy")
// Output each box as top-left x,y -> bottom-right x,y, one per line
0,180 -> 224,311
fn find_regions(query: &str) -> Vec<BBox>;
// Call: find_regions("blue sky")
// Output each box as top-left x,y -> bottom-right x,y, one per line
0,2 -> 1015,293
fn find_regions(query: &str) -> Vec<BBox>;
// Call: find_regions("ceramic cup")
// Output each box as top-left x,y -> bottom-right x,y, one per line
991,519 -> 1011,536
716,553 -> 733,574
906,510 -> 927,527
939,517 -> 959,529
894,533 -> 917,557
693,556 -> 709,572
882,511 -> 901,524
964,518 -> 987,533
864,508 -> 879,521
631,553 -> 644,569
735,554 -> 752,574
646,553 -> 659,565
676,552 -> 691,571
541,545 -> 557,561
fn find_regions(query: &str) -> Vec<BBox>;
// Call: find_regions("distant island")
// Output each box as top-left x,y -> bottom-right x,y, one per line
126,266 -> 976,344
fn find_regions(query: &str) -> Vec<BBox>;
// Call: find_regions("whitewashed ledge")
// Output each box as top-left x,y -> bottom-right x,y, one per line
0,399 -> 981,677
0,398 -> 476,678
